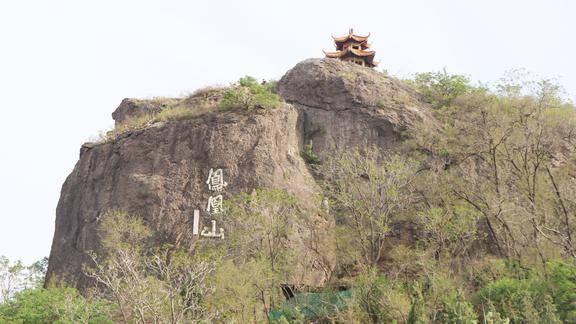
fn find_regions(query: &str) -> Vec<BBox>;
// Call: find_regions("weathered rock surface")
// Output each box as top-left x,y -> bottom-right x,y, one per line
278,58 -> 434,153
47,104 -> 320,287
46,58 -> 434,289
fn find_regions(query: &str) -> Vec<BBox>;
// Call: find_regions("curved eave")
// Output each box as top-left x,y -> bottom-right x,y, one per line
323,50 -> 345,58
350,48 -> 375,57
335,39 -> 370,50
324,48 -> 376,58
324,49 -> 378,67
332,33 -> 371,43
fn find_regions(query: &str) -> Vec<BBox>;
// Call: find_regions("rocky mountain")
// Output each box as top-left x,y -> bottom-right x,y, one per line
45,58 -> 434,288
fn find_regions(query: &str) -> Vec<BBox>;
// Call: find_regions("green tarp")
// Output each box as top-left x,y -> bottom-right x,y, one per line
269,290 -> 352,321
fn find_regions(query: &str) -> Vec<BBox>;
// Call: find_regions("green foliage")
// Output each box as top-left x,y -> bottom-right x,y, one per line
473,278 -> 561,323
436,292 -> 477,324
342,268 -> 410,323
405,69 -> 474,108
208,259 -> 274,322
407,288 -> 428,324
482,303 -> 510,324
547,261 -> 576,322
270,306 -> 305,324
97,210 -> 152,252
301,143 -> 321,164
0,287 -> 114,323
206,189 -> 305,322
219,76 -> 281,111
416,205 -> 479,263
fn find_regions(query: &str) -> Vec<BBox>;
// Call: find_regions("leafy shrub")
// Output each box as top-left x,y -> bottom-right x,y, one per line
344,268 -> 410,323
219,76 -> 281,111
436,292 -> 477,324
482,303 -> 510,324
473,278 -> 561,323
407,286 -> 428,324
301,143 -> 321,164
547,261 -> 576,322
0,287 -> 114,323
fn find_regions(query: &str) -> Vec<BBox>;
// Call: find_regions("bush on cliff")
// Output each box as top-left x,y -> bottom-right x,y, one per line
219,76 -> 281,111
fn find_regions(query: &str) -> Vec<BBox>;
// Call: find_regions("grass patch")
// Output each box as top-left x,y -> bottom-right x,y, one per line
94,76 -> 280,145
96,87 -> 226,144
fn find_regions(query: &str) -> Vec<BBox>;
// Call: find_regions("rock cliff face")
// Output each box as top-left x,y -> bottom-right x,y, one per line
46,58 -> 434,288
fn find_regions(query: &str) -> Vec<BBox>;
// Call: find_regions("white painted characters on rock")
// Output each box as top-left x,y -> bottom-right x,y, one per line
206,168 -> 228,192
206,194 -> 223,214
194,168 -> 228,239
200,220 -> 224,239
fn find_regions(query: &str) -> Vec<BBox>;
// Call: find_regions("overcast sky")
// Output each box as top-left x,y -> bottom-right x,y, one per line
1,0 -> 575,263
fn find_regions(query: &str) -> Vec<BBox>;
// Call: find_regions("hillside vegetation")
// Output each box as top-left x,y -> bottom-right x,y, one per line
3,68 -> 576,323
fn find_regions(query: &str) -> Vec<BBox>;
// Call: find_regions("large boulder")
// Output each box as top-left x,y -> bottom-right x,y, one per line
278,58 -> 434,153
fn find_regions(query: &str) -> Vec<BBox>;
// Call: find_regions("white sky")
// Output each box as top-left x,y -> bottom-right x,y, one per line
0,0 -> 575,263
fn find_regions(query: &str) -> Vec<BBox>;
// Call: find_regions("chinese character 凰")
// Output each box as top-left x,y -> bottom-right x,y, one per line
206,168 -> 228,192
206,194 -> 223,214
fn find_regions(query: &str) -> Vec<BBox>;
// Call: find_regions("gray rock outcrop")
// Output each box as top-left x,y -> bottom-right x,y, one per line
46,58 -> 434,289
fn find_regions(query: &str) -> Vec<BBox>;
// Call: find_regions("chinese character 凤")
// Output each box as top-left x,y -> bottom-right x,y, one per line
206,168 -> 228,192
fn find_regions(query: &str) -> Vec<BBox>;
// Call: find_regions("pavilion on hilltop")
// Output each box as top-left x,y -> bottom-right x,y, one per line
324,28 -> 377,68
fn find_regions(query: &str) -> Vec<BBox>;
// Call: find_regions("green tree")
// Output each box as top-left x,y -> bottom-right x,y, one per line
320,148 -> 417,267
85,210 -> 215,323
1,256 -> 48,303
208,189 -> 302,321
410,73 -> 576,264
405,69 -> 474,108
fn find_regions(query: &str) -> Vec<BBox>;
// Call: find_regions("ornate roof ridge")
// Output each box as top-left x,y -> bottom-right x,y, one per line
331,28 -> 371,43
